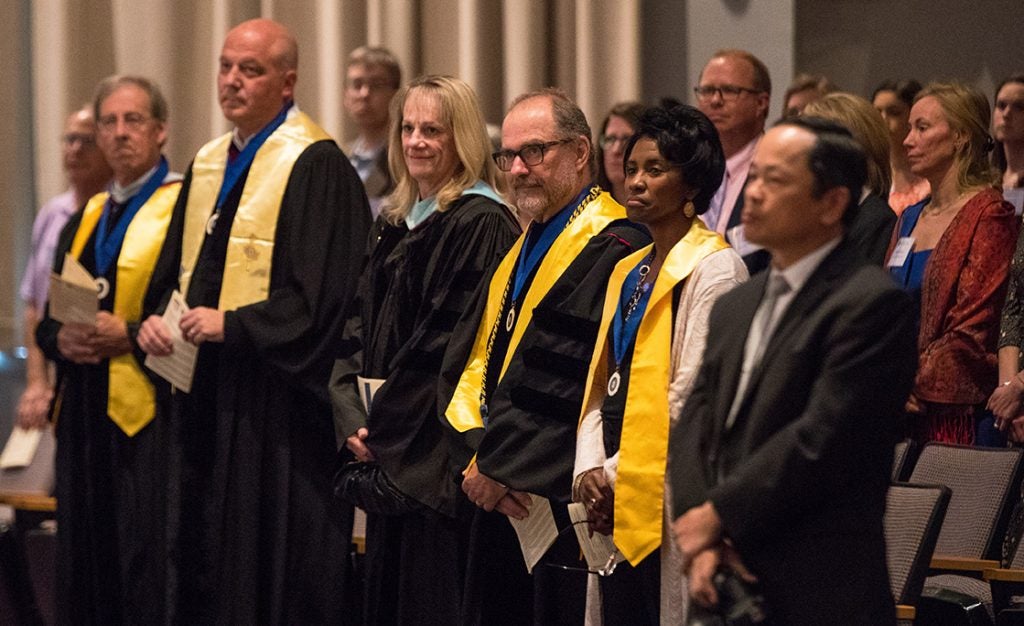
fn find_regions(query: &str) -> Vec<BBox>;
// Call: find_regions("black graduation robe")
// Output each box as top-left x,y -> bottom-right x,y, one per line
331,192 -> 519,625
38,192 -> 177,626
145,140 -> 371,624
442,220 -> 651,500
439,204 -> 650,626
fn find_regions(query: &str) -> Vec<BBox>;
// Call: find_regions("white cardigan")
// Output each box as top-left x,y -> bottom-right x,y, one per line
574,247 -> 748,626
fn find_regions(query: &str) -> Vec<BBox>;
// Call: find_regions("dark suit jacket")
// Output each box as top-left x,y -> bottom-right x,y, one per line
725,175 -> 772,275
732,191 -> 897,278
848,193 -> 897,266
670,237 -> 917,624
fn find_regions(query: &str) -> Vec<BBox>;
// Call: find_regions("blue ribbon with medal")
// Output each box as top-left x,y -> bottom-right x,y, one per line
607,251 -> 655,396
93,156 -> 170,297
504,186 -> 591,332
205,102 -> 292,235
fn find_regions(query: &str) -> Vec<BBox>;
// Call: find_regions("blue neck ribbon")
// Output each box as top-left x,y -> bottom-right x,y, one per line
611,255 -> 655,368
94,156 -> 169,276
214,101 -> 292,212
510,185 -> 594,303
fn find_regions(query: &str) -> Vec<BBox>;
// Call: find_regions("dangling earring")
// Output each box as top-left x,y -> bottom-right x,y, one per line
683,201 -> 695,218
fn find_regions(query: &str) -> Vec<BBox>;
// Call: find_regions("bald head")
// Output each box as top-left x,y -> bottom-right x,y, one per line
219,18 -> 299,137
227,18 -> 298,71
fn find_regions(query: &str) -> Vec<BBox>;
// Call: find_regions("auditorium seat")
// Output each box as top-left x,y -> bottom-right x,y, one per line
885,482 -> 951,624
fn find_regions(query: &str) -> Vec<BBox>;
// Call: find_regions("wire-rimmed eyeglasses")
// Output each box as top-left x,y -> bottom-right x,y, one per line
541,519 -> 622,577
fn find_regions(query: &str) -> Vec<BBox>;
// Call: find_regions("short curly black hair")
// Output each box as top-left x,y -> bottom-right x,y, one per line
623,104 -> 725,215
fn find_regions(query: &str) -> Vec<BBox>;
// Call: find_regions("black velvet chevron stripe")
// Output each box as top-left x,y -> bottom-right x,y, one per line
510,385 -> 579,423
521,346 -> 590,381
530,307 -> 599,343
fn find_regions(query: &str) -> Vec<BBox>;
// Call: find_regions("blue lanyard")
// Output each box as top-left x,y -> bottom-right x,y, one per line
611,255 -> 654,367
94,157 -> 169,276
510,185 -> 592,302
214,102 -> 291,212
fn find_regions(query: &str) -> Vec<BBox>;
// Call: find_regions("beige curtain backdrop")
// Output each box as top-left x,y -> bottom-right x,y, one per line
2,0 -> 650,345
29,0 -> 643,201
2,0 -> 1020,346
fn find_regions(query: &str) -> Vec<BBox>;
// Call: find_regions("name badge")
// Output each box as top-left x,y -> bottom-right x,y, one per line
1005,188 -> 1024,217
887,237 -> 915,268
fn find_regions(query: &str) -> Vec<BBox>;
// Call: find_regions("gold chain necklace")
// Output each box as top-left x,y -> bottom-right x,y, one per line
477,185 -> 600,423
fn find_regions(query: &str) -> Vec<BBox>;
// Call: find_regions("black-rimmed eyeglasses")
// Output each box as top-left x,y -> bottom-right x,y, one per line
492,138 -> 573,172
693,85 -> 763,103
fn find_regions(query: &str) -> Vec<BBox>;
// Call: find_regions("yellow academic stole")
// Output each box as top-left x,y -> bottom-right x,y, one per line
70,183 -> 181,436
444,190 -> 626,435
578,219 -> 728,565
178,111 -> 331,310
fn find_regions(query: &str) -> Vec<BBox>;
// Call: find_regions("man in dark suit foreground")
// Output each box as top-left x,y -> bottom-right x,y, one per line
670,117 -> 917,624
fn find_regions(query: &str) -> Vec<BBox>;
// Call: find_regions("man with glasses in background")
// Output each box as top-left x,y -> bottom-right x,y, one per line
343,45 -> 401,217
35,75 -> 181,623
441,88 -> 649,625
16,105 -> 112,431
695,49 -> 772,272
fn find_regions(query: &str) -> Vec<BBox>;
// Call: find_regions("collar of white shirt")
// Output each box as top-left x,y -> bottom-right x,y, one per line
769,236 -> 842,297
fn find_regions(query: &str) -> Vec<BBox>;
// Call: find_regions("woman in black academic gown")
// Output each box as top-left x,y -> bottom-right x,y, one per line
330,75 -> 520,625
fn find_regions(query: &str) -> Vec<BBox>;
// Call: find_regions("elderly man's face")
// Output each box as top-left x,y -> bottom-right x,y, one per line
218,23 -> 296,136
96,84 -> 166,186
500,97 -> 587,223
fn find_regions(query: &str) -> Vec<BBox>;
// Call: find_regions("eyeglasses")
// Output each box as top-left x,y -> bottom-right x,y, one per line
492,138 -> 573,172
693,85 -> 763,103
599,134 -> 631,148
97,112 -> 152,133
63,133 -> 97,148
541,519 -> 621,577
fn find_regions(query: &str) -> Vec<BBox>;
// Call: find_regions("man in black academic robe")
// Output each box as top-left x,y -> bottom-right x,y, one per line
440,89 -> 649,626
37,75 -> 181,624
137,19 -> 370,625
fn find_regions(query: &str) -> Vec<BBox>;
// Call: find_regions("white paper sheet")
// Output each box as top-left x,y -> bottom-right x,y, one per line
507,494 -> 559,574
144,291 -> 199,392
0,427 -> 43,470
567,502 -> 625,574
48,254 -> 99,325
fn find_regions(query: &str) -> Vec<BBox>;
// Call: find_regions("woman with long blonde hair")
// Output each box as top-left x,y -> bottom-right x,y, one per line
887,82 -> 1018,445
331,75 -> 520,624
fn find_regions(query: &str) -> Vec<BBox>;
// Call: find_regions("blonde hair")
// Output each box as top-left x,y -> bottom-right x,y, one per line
803,92 -> 892,197
382,75 -> 505,225
916,82 -> 1000,191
